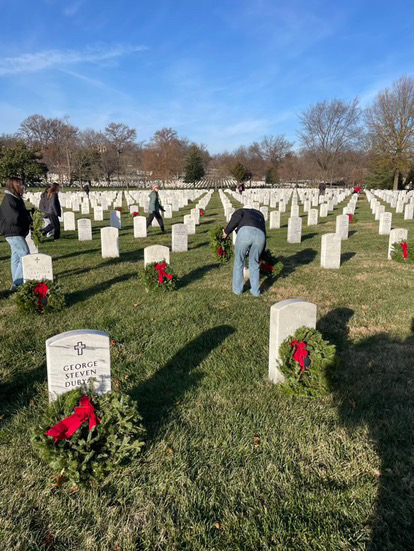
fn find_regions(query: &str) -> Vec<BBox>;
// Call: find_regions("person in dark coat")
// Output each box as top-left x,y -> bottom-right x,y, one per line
40,183 -> 61,239
146,184 -> 165,232
0,177 -> 32,290
223,208 -> 266,297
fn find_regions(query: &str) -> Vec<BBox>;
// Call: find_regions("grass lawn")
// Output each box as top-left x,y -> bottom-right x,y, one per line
0,191 -> 413,550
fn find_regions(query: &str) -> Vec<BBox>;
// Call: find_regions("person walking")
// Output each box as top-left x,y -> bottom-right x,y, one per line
40,183 -> 61,240
223,207 -> 266,297
0,177 -> 32,290
146,184 -> 165,233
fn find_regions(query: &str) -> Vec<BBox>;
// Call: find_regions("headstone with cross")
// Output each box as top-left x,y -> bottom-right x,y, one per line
22,253 -> 53,283
46,329 -> 112,402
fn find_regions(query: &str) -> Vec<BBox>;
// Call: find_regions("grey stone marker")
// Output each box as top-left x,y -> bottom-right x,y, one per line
164,205 -> 172,219
22,253 -> 53,282
94,206 -> 104,221
388,228 -> 408,259
133,216 -> 147,238
101,227 -> 119,258
183,215 -> 196,235
321,233 -> 341,269
172,224 -> 188,252
110,210 -> 122,229
404,204 -> 413,220
144,245 -> 170,267
268,300 -> 317,383
77,218 -> 92,241
290,204 -> 299,217
287,216 -> 302,243
63,211 -> 76,231
379,212 -> 392,235
46,329 -> 111,402
335,214 -> 349,240
269,210 -> 281,229
81,202 -> 90,215
320,204 -> 328,218
307,208 -> 318,226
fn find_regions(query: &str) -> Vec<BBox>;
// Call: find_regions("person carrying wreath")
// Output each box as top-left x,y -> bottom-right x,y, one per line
223,207 -> 266,297
146,184 -> 165,233
0,177 -> 32,290
39,183 -> 62,240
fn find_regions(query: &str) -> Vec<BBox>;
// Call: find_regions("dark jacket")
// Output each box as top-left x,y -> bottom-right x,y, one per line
0,190 -> 32,237
224,208 -> 266,237
39,191 -> 61,217
148,191 -> 164,213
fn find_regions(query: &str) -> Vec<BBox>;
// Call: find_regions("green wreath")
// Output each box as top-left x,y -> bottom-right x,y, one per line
32,210 -> 46,246
15,279 -> 65,314
140,262 -> 178,292
32,389 -> 145,487
210,225 -> 232,263
278,326 -> 336,396
391,240 -> 414,263
259,249 -> 284,277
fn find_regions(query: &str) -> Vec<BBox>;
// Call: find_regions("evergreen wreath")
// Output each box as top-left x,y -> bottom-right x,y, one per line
391,240 -> 414,263
210,225 -> 232,263
259,249 -> 284,277
347,213 -> 358,224
278,326 -> 336,396
140,262 -> 177,292
32,210 -> 45,246
15,279 -> 65,314
32,388 -> 146,487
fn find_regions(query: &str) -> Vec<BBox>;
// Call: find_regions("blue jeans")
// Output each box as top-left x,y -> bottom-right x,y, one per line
5,236 -> 30,287
233,226 -> 266,296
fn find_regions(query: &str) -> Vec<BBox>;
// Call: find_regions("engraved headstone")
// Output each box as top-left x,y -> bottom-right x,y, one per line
388,228 -> 408,260
144,245 -> 170,267
77,218 -> 92,241
22,253 -> 53,282
133,216 -> 147,238
321,233 -> 341,269
287,216 -> 302,244
172,224 -> 188,252
101,227 -> 119,258
269,210 -> 281,229
63,211 -> 76,231
379,212 -> 392,235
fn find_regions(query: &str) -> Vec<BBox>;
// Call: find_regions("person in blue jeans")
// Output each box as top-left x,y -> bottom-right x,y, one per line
223,208 -> 266,297
0,177 -> 31,290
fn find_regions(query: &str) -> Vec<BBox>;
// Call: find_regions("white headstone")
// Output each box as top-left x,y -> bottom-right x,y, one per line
46,329 -> 111,402
335,215 -> 349,240
133,216 -> 147,238
26,231 -> 38,254
307,208 -> 318,226
110,210 -> 121,229
144,245 -> 170,267
388,228 -> 408,260
172,224 -> 188,252
63,211 -> 76,231
321,233 -> 341,269
183,215 -> 196,235
287,216 -> 302,244
22,253 -> 53,282
269,211 -> 281,229
379,212 -> 392,235
101,227 -> 119,258
77,218 -> 92,241
94,206 -> 104,221
269,300 -> 317,383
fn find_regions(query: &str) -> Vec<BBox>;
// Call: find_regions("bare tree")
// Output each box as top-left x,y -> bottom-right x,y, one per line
365,76 -> 414,190
145,128 -> 185,185
298,98 -> 361,185
104,122 -> 137,186
249,135 -> 293,182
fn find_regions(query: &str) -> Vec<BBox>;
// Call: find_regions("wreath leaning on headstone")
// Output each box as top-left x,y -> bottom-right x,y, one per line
278,326 -> 336,396
15,279 -> 65,314
210,225 -> 232,263
32,388 -> 146,487
140,262 -> 178,292
391,240 -> 414,263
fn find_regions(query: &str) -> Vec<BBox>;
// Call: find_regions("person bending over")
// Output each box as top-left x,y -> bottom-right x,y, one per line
146,184 -> 165,233
223,208 -> 266,297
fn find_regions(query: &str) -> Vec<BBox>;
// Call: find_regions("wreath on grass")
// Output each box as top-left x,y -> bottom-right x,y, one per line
210,225 -> 232,263
391,240 -> 414,263
347,213 -> 357,224
32,388 -> 145,487
140,262 -> 177,292
133,211 -> 140,217
200,208 -> 205,217
15,279 -> 65,314
259,249 -> 284,277
278,327 -> 336,396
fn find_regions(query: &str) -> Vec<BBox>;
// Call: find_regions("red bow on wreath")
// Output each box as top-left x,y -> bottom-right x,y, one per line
260,262 -> 273,273
348,214 -> 353,223
218,248 -> 226,257
46,396 -> 100,443
200,209 -> 205,217
400,242 -> 409,259
354,187 -> 361,193
34,283 -> 49,310
133,211 -> 139,217
155,263 -> 174,284
290,340 -> 309,374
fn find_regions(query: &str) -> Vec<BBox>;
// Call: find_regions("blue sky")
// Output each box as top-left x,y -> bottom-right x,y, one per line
1,0 -> 414,153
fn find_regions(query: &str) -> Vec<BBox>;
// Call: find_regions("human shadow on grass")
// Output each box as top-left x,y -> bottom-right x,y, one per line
320,308 -> 414,551
276,248 -> 318,280
54,248 -> 101,261
66,273 -> 135,305
178,263 -> 218,289
189,241 -> 209,250
130,325 -> 235,441
0,366 -> 45,422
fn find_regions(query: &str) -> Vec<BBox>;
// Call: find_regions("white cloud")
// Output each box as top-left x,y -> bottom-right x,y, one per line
63,0 -> 85,17
0,44 -> 148,76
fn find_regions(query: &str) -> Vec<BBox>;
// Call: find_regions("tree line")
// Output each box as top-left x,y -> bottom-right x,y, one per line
1,75 -> 414,190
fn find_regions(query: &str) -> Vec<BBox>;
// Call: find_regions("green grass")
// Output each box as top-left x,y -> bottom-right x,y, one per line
0,192 -> 414,550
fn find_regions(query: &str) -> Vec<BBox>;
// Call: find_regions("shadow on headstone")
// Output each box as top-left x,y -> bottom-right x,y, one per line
320,308 -> 414,550
130,325 -> 235,440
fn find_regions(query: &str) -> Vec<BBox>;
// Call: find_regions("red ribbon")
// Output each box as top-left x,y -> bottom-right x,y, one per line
117,208 -> 122,213
47,396 -> 100,443
133,211 -> 139,217
260,262 -> 274,273
354,187 -> 361,193
155,263 -> 174,284
34,283 -> 49,310
218,248 -> 227,257
200,209 -> 205,216
400,242 -> 409,259
290,340 -> 309,374
348,214 -> 353,223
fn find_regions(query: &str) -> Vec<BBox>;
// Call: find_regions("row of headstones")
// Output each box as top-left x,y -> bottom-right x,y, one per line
44,298 -> 326,402
232,188 -> 353,209
372,189 -> 414,216
367,190 -> 413,225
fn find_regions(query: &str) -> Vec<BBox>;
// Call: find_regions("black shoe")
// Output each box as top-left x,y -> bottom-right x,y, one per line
161,229 -> 166,233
